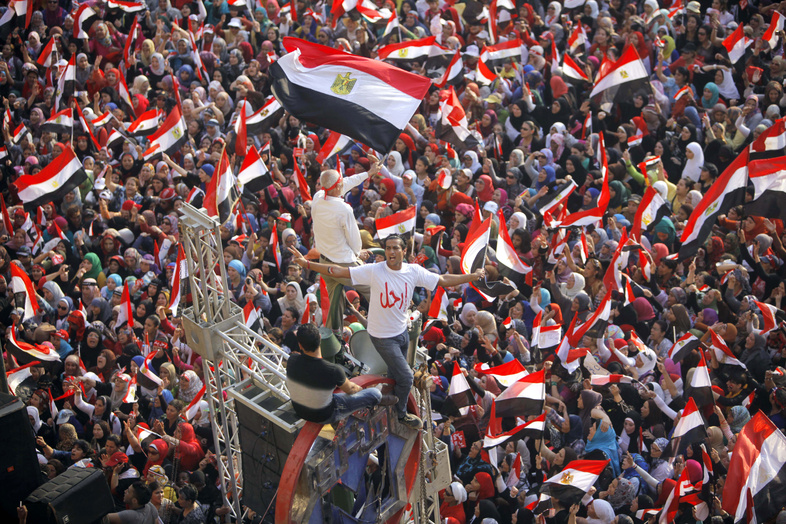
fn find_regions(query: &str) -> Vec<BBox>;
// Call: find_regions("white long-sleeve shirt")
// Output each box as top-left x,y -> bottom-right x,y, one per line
311,172 -> 368,264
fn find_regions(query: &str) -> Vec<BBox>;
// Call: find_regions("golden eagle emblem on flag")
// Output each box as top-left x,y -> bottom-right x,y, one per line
172,125 -> 183,140
620,70 -> 629,79
331,73 -> 357,95
559,471 -> 574,485
704,201 -> 719,216
397,48 -> 409,58
397,224 -> 407,233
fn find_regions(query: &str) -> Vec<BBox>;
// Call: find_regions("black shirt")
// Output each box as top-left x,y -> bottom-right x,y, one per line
285,352 -> 346,422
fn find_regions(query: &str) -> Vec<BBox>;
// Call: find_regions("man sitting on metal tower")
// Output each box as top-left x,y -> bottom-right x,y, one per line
286,323 -> 398,425
288,235 -> 485,430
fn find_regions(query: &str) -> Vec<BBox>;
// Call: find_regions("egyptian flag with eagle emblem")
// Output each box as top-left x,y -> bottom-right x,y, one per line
269,37 -> 431,153
543,460 -> 610,506
147,106 -> 188,158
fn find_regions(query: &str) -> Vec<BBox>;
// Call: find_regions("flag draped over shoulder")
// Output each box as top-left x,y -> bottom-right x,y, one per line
269,37 -> 431,153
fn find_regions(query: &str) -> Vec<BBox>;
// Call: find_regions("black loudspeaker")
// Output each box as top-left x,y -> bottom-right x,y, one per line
235,401 -> 300,522
25,468 -> 114,524
0,392 -> 44,523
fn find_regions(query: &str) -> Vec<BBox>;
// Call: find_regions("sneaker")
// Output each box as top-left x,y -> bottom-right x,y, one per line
379,394 -> 399,406
398,413 -> 423,430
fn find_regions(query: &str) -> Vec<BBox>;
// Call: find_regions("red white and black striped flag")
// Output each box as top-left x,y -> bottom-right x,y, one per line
496,211 -> 533,287
590,374 -> 633,386
237,145 -> 272,194
375,205 -> 417,239
679,148 -> 748,260
668,332 -> 701,363
474,359 -> 528,387
664,398 -> 707,458
12,146 -> 87,210
687,352 -> 714,407
437,85 -> 480,150
494,369 -> 545,418
270,37 -> 431,153
708,329 -> 746,368
722,411 -> 786,523
446,363 -> 476,412
483,407 -> 544,449
204,150 -> 240,225
632,185 -> 670,241
11,263 -> 39,319
544,459 -> 610,505
40,108 -> 74,135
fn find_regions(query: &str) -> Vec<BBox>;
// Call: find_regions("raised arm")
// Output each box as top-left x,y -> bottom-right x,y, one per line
288,246 -> 351,279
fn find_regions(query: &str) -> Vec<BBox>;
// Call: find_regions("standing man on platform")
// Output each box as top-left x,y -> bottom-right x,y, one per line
310,161 -> 380,335
288,235 -> 485,429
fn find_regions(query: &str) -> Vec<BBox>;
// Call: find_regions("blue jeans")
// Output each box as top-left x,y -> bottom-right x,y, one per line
324,388 -> 382,425
369,332 -> 411,417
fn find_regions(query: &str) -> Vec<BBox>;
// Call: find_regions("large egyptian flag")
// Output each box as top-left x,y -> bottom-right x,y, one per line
664,398 -> 707,458
722,411 -> 786,524
589,45 -> 648,98
668,333 -> 701,363
375,205 -> 417,239
204,150 -> 240,225
686,352 -> 714,407
543,460 -> 610,506
12,146 -> 87,210
73,4 -> 98,39
474,359 -> 529,387
269,37 -> 431,153
237,145 -> 273,194
679,148 -> 748,259
496,211 -> 532,287
494,369 -> 545,418
437,86 -> 480,150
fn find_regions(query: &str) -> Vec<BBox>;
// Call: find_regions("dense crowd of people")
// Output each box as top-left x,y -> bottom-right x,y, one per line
3,0 -> 786,522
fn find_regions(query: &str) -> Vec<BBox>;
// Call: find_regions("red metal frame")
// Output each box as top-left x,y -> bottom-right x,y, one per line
276,375 -> 421,524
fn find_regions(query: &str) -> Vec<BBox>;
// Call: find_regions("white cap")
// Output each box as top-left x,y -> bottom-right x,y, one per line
464,45 -> 480,57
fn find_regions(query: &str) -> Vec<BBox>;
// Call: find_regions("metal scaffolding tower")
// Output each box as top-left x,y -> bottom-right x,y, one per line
176,203 -> 450,523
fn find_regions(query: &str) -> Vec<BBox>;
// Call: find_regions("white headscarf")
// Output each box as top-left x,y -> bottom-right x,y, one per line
717,70 -> 740,99
449,481 -> 468,503
277,282 -> 306,316
459,303 -> 478,327
544,1 -> 561,26
508,212 -> 528,236
464,151 -> 482,173
560,273 -> 586,299
28,406 -> 42,432
636,347 -> 658,376
587,499 -> 615,523
386,151 -> 405,177
682,142 -> 704,182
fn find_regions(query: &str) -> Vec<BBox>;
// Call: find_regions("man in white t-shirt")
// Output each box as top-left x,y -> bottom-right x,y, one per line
288,235 -> 485,429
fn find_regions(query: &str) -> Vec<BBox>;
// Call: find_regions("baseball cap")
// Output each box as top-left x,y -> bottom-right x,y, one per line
485,94 -> 502,104
207,119 -> 219,127
105,451 -> 129,467
464,45 -> 480,57
17,246 -> 31,257
227,18 -> 242,28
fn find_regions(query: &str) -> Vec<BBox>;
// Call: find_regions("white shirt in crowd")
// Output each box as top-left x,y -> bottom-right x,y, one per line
311,172 -> 368,264
350,261 -> 439,338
